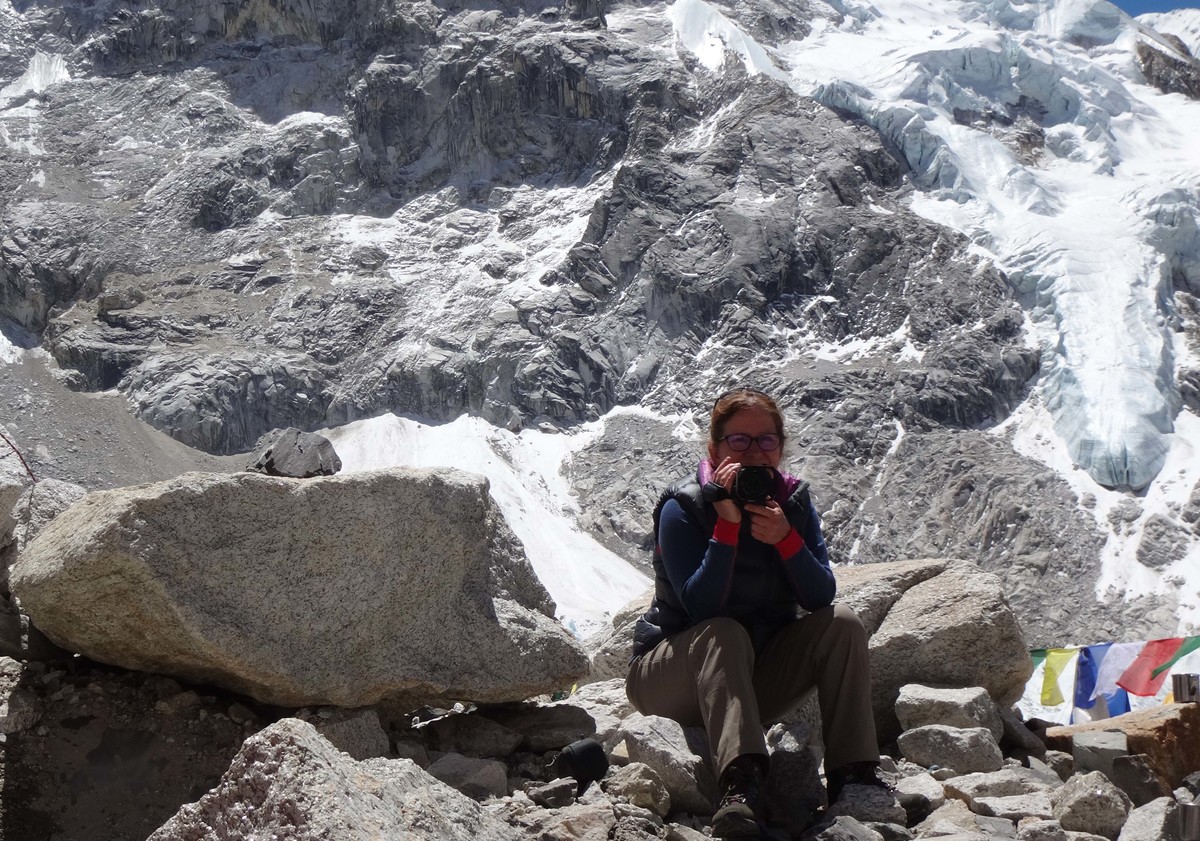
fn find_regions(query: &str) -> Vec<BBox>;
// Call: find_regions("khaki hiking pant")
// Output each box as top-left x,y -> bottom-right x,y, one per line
625,604 -> 879,779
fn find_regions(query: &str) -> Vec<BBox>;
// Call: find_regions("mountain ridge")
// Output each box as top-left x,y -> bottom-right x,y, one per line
1,0 -> 1198,648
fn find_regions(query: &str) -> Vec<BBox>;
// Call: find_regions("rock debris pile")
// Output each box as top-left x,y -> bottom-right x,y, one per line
1,463 -> 1197,840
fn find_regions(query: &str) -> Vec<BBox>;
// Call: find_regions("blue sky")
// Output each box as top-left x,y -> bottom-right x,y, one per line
1111,0 -> 1198,14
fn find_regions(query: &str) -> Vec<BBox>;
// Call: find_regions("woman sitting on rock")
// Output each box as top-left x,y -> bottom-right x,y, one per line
626,387 -> 886,837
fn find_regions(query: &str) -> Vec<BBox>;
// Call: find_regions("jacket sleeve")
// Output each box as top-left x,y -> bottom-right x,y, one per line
776,499 -> 836,611
657,498 -> 737,622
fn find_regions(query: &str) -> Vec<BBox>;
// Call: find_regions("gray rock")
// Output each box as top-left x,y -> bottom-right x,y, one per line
123,350 -> 331,455
1017,821 -> 1069,841
831,559 -> 949,636
1134,514 -> 1191,568
828,785 -> 907,826
943,768 -> 1058,802
1000,705 -> 1048,756
862,822 -> 915,841
528,777 -> 577,809
895,772 -> 946,811
296,707 -> 390,761
11,468 -> 587,708
603,762 -> 671,817
1072,731 -> 1128,782
869,563 -> 1032,742
1115,796 -> 1181,841
2,478 -> 86,564
427,752 -> 509,800
393,734 -> 431,768
572,679 -> 637,748
974,792 -> 1054,821
895,684 -> 1005,741
1136,41 -> 1200,99
1051,772 -> 1132,840
1045,751 -> 1075,782
506,801 -> 618,841
915,798 -> 1005,837
148,719 -> 524,840
897,725 -> 1005,774
1109,754 -> 1172,807
766,721 -> 824,832
247,427 -> 342,478
481,701 -> 598,753
585,594 -> 648,685
611,713 -> 715,816
806,815 -> 886,840
422,712 -> 525,758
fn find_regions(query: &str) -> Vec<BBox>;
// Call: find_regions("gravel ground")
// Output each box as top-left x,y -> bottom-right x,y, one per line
1,349 -> 242,491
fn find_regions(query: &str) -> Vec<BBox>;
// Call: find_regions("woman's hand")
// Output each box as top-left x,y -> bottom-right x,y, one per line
711,457 -> 742,523
744,500 -> 791,544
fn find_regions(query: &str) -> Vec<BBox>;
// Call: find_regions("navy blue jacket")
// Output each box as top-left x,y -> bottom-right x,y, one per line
632,466 -> 835,657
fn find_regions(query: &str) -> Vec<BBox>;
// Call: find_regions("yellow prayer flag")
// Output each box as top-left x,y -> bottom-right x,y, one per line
1042,648 -> 1078,705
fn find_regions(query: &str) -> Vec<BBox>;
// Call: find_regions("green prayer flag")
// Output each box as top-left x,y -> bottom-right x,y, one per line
1151,635 -> 1200,678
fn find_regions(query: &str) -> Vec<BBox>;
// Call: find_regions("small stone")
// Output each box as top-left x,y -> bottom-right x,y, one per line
1015,819 -> 1068,841
527,777 -> 576,808
1045,751 -> 1074,782
603,762 -> 670,818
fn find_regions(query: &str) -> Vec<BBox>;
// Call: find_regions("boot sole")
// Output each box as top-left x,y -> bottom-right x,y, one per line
711,811 -> 760,838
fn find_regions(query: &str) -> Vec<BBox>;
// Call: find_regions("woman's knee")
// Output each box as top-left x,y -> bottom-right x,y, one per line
688,617 -> 755,662
832,604 -> 866,632
809,604 -> 868,645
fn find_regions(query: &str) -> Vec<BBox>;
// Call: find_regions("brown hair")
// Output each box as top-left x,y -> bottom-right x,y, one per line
708,387 -> 786,448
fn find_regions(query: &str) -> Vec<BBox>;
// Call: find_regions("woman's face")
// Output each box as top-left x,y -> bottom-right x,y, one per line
708,406 -> 784,469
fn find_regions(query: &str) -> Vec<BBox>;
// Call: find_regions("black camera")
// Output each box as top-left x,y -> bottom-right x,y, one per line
733,466 -> 777,505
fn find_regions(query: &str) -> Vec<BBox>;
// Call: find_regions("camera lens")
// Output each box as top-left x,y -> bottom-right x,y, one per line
734,466 -> 776,503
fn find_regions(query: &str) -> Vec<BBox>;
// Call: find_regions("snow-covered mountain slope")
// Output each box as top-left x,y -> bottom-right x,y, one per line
2,0 -> 1200,648
1139,8 -> 1200,57
671,0 -> 1200,492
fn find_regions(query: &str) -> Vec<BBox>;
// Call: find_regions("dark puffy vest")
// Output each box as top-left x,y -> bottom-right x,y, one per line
631,473 -> 813,659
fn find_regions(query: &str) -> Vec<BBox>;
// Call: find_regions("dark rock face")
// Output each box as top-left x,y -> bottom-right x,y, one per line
1137,41 -> 1200,99
0,0 -> 1034,453
0,0 -> 1185,646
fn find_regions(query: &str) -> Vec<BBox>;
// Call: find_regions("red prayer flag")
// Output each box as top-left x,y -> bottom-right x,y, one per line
1152,636 -> 1200,678
1117,637 -> 1184,696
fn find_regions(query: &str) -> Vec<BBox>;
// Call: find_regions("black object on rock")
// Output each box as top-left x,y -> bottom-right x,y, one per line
549,737 -> 609,795
247,428 -> 342,478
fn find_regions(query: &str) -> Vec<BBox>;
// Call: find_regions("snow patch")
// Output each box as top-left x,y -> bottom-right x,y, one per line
667,0 -> 788,79
992,396 -> 1200,636
320,412 -> 650,638
0,51 -> 69,104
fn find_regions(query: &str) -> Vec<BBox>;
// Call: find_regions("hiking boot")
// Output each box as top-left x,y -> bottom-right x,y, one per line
825,760 -> 891,804
711,755 -> 766,838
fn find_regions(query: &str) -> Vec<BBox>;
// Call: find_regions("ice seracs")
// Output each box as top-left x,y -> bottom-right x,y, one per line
669,0 -> 1200,491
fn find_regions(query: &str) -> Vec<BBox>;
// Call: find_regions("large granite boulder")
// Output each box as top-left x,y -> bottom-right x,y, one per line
868,561 -> 1031,742
0,475 -> 83,661
149,718 -> 527,841
11,468 -> 588,709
